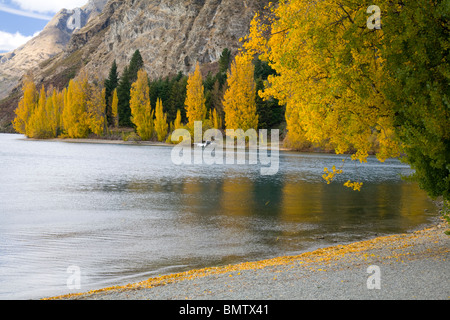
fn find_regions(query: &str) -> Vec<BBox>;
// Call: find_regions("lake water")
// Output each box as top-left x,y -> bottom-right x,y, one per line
0,133 -> 438,299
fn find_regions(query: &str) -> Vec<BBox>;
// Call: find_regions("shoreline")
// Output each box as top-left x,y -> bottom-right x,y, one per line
20,137 -> 175,148
46,218 -> 449,300
19,136 -> 297,152
15,135 -> 333,153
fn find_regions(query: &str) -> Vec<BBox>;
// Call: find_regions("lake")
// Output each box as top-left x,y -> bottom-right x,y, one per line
0,133 -> 438,299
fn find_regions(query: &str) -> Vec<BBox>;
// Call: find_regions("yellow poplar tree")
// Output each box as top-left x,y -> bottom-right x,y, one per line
223,52 -> 258,132
87,85 -> 106,136
62,75 -> 90,138
185,62 -> 207,126
49,89 -> 60,137
13,74 -> 37,135
154,98 -> 169,142
173,109 -> 182,130
54,88 -> 65,136
27,85 -> 49,138
111,88 -> 119,128
210,108 -> 222,130
130,69 -> 154,140
44,88 -> 57,138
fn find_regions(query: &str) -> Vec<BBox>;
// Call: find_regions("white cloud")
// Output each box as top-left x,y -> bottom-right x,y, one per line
0,30 -> 40,52
11,0 -> 88,13
0,5 -> 53,20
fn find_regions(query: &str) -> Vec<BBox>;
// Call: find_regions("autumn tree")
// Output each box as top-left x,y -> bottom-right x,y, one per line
27,86 -> 50,138
154,98 -> 169,142
87,83 -> 106,136
223,52 -> 258,132
111,88 -> 119,128
62,73 -> 90,138
243,0 -> 401,191
173,109 -> 183,131
211,108 -> 222,130
185,62 -> 207,127
130,69 -> 154,140
13,73 -> 37,135
50,88 -> 64,137
244,0 -> 449,200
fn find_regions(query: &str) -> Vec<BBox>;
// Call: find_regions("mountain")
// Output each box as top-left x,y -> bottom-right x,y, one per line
0,0 -> 269,132
0,0 -> 108,100
0,0 -> 108,130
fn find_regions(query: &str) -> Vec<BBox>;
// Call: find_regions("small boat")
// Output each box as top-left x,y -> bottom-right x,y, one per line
196,141 -> 212,148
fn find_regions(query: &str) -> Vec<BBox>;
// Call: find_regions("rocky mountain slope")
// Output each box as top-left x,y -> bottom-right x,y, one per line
0,0 -> 108,130
0,0 -> 108,101
0,0 -> 269,131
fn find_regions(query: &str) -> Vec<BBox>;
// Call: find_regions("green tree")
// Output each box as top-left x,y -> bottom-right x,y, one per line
217,48 -> 231,87
254,58 -> 284,129
167,73 -> 188,123
104,60 -> 119,127
128,50 -> 144,83
381,0 -> 450,201
117,66 -> 132,127
116,50 -> 145,127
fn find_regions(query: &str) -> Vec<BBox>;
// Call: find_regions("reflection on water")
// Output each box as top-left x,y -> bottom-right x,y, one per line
0,134 -> 438,299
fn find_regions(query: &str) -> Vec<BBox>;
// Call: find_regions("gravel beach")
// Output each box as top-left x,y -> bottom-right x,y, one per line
48,220 -> 449,300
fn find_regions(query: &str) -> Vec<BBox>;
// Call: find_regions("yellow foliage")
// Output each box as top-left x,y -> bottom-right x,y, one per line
130,69 -> 154,141
211,108 -> 222,130
223,52 -> 258,132
244,0 -> 400,161
185,62 -> 207,126
13,73 -> 37,135
244,0 -> 403,190
173,109 -> 183,130
87,85 -> 106,137
344,180 -> 364,192
322,166 -> 344,185
111,89 -> 119,128
62,72 -> 90,138
154,98 -> 169,142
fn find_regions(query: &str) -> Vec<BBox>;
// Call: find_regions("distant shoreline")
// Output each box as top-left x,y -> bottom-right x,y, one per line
4,131 -> 341,154
17,135 -> 299,152
20,137 -> 175,148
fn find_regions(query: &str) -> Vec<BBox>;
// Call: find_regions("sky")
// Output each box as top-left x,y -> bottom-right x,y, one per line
0,0 -> 88,53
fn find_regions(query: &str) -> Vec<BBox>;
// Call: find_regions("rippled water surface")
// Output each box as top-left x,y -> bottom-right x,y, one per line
0,134 -> 438,299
